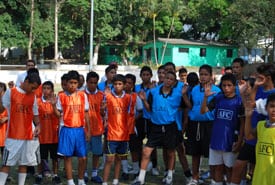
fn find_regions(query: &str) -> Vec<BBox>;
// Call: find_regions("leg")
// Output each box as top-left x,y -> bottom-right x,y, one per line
18,165 -> 27,185
0,165 -> 10,185
103,155 -> 115,183
231,160 -> 248,184
78,157 -> 86,180
213,165 -> 224,183
114,155 -> 122,180
64,157 -> 73,180
192,155 -> 201,180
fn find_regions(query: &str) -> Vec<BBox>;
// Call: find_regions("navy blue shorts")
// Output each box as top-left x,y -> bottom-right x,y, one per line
58,127 -> 86,157
87,135 -> 103,155
105,141 -> 128,156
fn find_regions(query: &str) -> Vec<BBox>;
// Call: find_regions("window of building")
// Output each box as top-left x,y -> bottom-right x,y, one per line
179,48 -> 189,53
227,49 -> 233,58
200,48 -> 206,57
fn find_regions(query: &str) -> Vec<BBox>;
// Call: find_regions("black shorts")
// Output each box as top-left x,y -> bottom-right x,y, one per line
176,130 -> 184,146
40,143 -> 58,160
129,134 -> 143,153
145,122 -> 178,150
237,142 -> 256,164
185,120 -> 213,157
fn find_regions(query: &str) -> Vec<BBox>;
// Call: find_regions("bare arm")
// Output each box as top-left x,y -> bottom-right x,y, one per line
200,83 -> 215,114
138,91 -> 151,112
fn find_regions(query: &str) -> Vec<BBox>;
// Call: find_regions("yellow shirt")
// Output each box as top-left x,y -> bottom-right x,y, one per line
253,120 -> 275,185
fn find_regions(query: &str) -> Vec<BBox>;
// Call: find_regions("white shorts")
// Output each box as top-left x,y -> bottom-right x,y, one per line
2,138 -> 40,166
209,148 -> 237,167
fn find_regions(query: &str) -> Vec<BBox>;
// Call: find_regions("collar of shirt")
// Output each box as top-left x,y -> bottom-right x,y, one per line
111,89 -> 125,98
85,88 -> 98,95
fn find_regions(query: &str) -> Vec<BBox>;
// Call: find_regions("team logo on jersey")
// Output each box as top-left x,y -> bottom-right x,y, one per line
217,109 -> 233,120
16,104 -> 32,114
258,142 -> 274,156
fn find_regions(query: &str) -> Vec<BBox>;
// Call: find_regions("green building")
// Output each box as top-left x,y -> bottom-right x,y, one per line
143,38 -> 238,67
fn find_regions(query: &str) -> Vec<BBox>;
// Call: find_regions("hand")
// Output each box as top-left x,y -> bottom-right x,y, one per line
0,117 -> 8,124
181,84 -> 189,95
255,74 -> 266,87
232,141 -> 243,153
204,83 -> 215,97
49,93 -> 57,105
33,124 -> 41,137
238,80 -> 248,96
138,90 -> 146,101
86,132 -> 91,142
104,86 -> 111,94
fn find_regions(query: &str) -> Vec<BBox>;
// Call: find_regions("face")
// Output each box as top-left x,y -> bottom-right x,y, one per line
113,81 -> 125,94
179,72 -> 187,83
86,77 -> 98,92
23,81 -> 39,94
0,85 -> 5,95
221,80 -> 235,97
266,101 -> 275,122
26,61 -> 35,70
225,69 -> 233,74
78,75 -> 85,88
199,69 -> 212,85
232,62 -> 243,76
163,73 -> 176,88
61,80 -> 67,91
140,71 -> 152,83
42,85 -> 53,97
106,69 -> 116,81
125,78 -> 134,92
67,79 -> 78,93
157,69 -> 166,83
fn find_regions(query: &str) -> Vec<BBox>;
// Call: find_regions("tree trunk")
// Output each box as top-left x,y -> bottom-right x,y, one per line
28,0 -> 34,60
93,42 -> 100,65
153,15 -> 158,65
160,17 -> 175,65
273,36 -> 275,63
54,0 -> 65,60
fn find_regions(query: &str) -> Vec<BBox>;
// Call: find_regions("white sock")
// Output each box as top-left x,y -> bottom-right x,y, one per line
67,179 -> 75,185
78,179 -> 85,185
121,160 -> 128,173
0,172 -> 8,185
102,182 -> 108,185
214,182 -> 223,185
18,173 -> 27,185
137,169 -> 146,184
92,169 -> 98,177
230,183 -> 240,185
112,179 -> 119,185
167,170 -> 173,179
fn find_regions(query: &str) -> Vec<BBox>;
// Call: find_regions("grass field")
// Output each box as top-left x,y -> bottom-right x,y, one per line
4,148 -> 213,185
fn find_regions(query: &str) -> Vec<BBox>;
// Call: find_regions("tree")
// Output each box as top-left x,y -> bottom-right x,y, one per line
54,0 -> 65,60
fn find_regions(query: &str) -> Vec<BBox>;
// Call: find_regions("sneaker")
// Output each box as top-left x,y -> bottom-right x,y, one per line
163,176 -> 172,185
151,168 -> 160,176
84,175 -> 89,183
43,170 -> 52,178
187,179 -> 199,185
200,171 -> 210,180
162,174 -> 167,183
129,168 -> 140,175
131,180 -> 144,185
34,176 -> 43,185
91,175 -> 103,183
121,172 -> 129,180
52,176 -> 62,185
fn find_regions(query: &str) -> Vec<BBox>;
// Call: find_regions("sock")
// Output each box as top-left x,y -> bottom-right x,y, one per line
78,179 -> 85,185
53,174 -> 58,177
92,169 -> 98,177
112,179 -> 119,185
102,182 -> 108,185
121,160 -> 128,173
137,169 -> 146,184
184,170 -> 192,177
214,182 -> 223,185
37,174 -> 42,178
18,173 -> 27,185
167,170 -> 173,179
0,172 -> 8,185
230,183 -> 240,185
132,162 -> 139,172
67,179 -> 75,185
84,171 -> 88,177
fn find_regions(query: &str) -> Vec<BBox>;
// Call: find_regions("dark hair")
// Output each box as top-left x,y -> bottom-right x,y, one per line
157,65 -> 165,72
166,71 -> 176,80
125,73 -> 136,85
27,68 -> 39,75
0,82 -> 7,92
224,66 -> 233,71
42,81 -> 54,90
164,62 -> 176,71
26,59 -> 36,66
256,63 -> 275,85
232,58 -> 245,67
67,70 -> 80,82
199,64 -> 212,75
266,93 -> 275,108
179,67 -> 188,74
221,73 -> 237,86
25,72 -> 41,86
61,73 -> 69,81
112,74 -> 126,84
86,71 -> 99,82
140,66 -> 153,76
187,72 -> 199,87
105,65 -> 117,74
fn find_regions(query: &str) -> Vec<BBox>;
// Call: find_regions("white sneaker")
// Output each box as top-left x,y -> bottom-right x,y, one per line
187,178 -> 199,185
163,176 -> 173,185
151,168 -> 160,176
